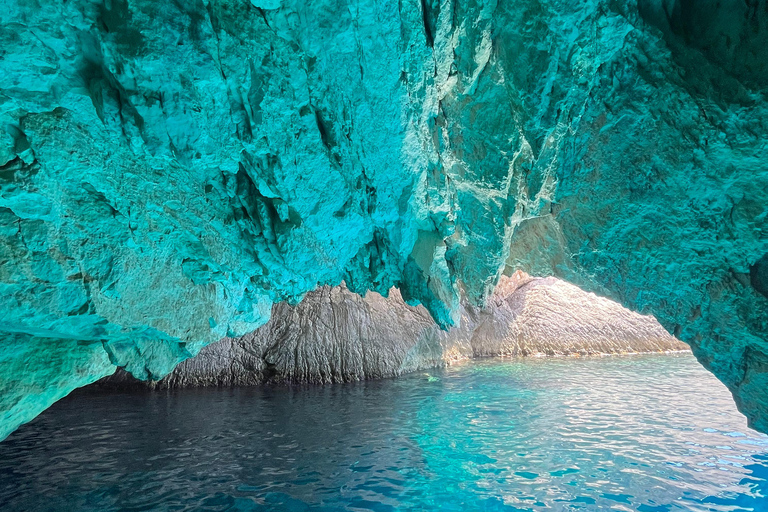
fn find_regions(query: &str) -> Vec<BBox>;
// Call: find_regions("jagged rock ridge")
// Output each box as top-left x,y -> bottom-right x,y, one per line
103,273 -> 688,388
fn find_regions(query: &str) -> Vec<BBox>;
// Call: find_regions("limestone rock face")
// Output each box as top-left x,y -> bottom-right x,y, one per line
103,273 -> 687,388
470,273 -> 690,358
0,0 -> 766,438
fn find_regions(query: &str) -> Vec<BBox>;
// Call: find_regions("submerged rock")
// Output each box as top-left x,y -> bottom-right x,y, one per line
0,0 -> 766,438
102,273 -> 687,388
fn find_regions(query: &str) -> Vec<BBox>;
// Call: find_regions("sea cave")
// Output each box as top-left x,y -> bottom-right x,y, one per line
0,0 -> 767,509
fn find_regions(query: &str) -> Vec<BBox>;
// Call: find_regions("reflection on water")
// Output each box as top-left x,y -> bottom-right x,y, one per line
1,353 -> 766,511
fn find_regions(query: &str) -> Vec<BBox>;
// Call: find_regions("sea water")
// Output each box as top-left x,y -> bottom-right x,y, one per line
1,353 -> 766,511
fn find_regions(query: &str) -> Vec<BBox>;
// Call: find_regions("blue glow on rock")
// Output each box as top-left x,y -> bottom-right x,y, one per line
0,0 -> 766,439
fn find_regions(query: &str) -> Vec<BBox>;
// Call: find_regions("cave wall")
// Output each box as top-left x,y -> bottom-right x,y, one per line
0,0 -> 766,439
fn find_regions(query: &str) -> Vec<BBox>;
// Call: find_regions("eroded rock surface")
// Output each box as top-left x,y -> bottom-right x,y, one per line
0,0 -> 766,438
102,273 -> 687,388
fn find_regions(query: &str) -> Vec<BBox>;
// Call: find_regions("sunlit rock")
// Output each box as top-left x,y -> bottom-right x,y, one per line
101,273 -> 687,388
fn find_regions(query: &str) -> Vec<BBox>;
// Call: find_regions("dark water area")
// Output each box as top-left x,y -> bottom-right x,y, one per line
1,353 -> 767,511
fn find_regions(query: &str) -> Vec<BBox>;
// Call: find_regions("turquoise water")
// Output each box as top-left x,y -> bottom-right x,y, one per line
1,353 -> 767,511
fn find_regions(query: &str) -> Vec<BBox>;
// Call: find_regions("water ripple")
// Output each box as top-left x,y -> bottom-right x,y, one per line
1,353 -> 767,511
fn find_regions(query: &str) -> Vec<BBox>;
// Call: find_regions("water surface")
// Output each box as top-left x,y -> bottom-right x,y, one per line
1,353 -> 767,511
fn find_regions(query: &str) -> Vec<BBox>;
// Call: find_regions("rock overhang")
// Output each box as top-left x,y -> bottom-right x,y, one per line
0,0 -> 766,439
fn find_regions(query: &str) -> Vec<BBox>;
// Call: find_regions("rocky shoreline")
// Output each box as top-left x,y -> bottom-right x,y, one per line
101,272 -> 688,389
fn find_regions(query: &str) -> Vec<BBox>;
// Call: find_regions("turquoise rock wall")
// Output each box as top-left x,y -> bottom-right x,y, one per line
0,0 -> 766,439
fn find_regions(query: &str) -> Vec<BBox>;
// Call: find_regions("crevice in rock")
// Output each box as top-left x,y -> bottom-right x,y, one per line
314,109 -> 334,151
420,0 -> 437,47
750,253 -> 768,299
